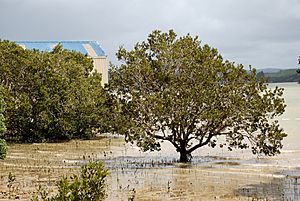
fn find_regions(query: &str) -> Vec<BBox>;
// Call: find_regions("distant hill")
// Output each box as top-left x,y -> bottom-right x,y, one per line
256,68 -> 282,73
256,68 -> 300,83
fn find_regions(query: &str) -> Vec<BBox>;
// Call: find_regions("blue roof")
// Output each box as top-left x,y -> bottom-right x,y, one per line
14,41 -> 105,57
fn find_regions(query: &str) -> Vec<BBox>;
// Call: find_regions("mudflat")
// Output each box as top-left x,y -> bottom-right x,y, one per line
0,137 -> 299,201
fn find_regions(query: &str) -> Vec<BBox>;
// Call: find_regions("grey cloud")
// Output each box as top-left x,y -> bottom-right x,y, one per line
0,0 -> 299,68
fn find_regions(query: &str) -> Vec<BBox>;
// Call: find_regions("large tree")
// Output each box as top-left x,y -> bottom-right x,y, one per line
109,30 -> 287,162
0,40 -> 111,142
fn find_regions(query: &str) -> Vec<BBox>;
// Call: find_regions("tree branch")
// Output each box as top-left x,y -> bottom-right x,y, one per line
153,134 -> 180,150
187,132 -> 214,153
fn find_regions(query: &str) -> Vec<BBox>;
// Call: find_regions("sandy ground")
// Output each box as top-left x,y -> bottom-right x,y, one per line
0,137 -> 298,201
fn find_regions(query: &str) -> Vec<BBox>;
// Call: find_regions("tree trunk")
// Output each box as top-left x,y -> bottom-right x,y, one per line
178,139 -> 192,163
179,150 -> 191,163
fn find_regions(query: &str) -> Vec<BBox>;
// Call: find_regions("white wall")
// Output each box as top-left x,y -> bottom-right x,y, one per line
93,56 -> 109,86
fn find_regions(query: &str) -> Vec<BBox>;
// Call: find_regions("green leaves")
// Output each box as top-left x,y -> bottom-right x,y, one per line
0,85 -> 8,159
109,30 -> 287,162
32,161 -> 108,201
0,86 -> 6,137
53,161 -> 108,201
0,40 -> 111,142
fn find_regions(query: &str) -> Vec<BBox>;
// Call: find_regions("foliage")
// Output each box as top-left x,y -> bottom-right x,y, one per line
261,69 -> 300,83
0,40 -> 111,142
256,71 -> 266,81
109,30 -> 287,162
0,86 -> 7,159
32,161 -> 108,201
0,86 -> 5,135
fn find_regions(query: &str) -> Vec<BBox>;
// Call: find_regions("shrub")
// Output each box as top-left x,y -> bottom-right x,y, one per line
33,161 -> 108,201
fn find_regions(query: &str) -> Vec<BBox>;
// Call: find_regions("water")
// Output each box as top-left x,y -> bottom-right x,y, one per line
105,82 -> 300,200
2,82 -> 299,200
272,83 -> 300,151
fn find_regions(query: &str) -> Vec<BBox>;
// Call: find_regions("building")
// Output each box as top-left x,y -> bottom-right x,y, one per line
15,41 -> 108,86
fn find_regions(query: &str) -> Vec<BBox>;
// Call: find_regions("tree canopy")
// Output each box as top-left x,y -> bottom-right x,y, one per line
0,40 -> 111,142
0,86 -> 8,159
109,30 -> 287,162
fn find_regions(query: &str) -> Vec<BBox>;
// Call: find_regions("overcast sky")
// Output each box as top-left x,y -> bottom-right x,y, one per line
0,0 -> 299,69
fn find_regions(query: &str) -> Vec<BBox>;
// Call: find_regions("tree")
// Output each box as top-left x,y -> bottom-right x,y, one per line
0,85 -> 8,159
256,71 -> 266,81
109,30 -> 287,163
0,40 -> 111,142
297,56 -> 300,83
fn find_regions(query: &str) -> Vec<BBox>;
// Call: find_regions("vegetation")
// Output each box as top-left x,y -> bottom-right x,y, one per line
298,54 -> 300,74
109,30 -> 287,162
257,69 -> 300,83
0,40 -> 112,142
0,86 -> 7,159
31,161 -> 108,201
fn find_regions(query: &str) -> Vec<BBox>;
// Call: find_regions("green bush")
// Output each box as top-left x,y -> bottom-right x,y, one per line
33,161 -> 108,201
